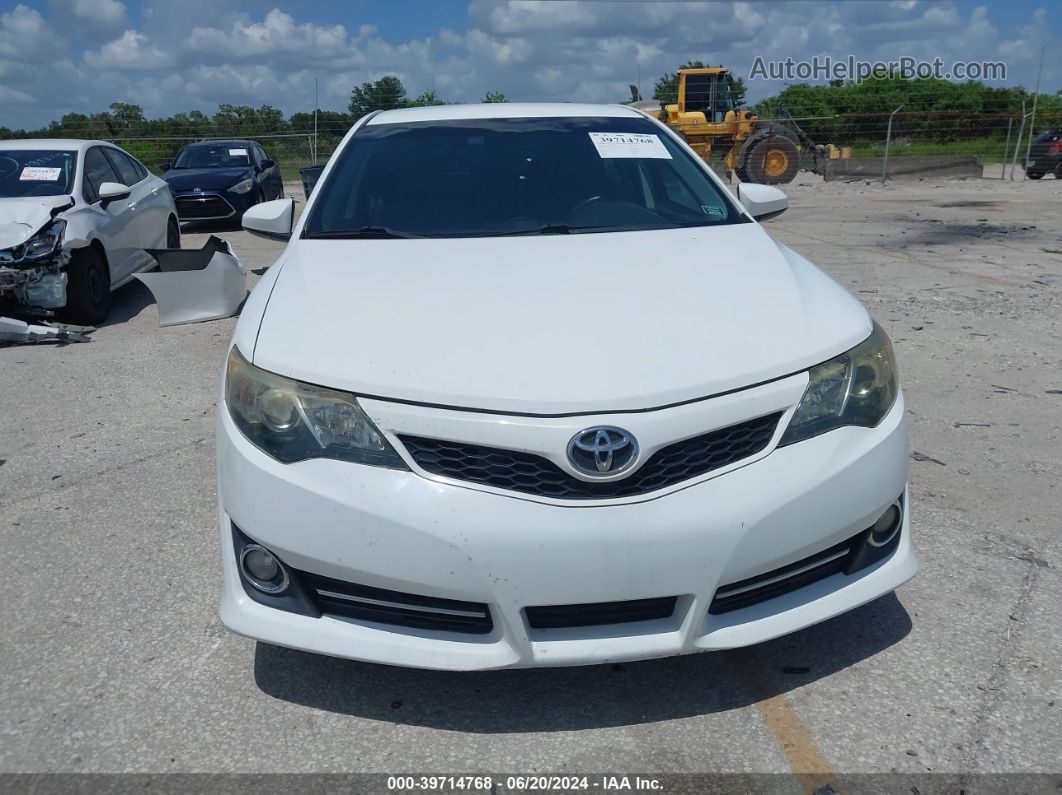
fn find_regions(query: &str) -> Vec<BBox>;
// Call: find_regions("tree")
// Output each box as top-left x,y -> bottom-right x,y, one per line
288,110 -> 352,130
730,76 -> 747,107
653,60 -> 705,101
349,76 -> 407,118
109,102 -> 145,128
482,90 -> 508,103
408,88 -> 446,107
652,61 -> 747,109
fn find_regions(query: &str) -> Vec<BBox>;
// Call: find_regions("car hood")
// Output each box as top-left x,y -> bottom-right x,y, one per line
0,195 -> 73,249
163,167 -> 250,191
251,224 -> 872,414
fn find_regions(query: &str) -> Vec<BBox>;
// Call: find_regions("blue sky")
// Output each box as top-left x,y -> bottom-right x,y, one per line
0,0 -> 1057,129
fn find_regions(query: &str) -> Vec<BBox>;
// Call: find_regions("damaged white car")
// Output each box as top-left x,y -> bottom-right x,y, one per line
0,140 -> 178,324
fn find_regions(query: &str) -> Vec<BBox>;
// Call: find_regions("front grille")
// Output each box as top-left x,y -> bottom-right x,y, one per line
526,596 -> 678,629
400,412 -> 781,500
299,570 -> 493,634
175,193 -> 234,220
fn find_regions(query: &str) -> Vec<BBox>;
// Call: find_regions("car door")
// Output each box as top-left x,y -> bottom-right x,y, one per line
257,144 -> 282,199
105,148 -> 170,254
82,146 -> 141,286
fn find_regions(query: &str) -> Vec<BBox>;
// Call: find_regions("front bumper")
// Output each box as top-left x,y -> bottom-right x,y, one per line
217,389 -> 915,671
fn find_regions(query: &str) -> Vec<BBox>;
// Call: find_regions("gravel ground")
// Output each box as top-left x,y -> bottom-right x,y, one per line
1,175 -> 1060,782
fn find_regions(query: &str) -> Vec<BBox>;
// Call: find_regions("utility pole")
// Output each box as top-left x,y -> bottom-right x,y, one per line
1022,44 -> 1045,181
314,77 -> 319,166
882,104 -> 903,185
1010,101 -> 1027,180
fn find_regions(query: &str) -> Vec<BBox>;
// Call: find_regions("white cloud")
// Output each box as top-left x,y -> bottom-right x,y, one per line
67,0 -> 126,27
84,29 -> 174,70
0,82 -> 36,106
186,9 -> 349,61
0,5 -> 67,62
1,1 -> 1057,130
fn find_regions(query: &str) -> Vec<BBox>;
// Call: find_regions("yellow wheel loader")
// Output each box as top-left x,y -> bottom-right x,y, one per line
650,67 -> 829,184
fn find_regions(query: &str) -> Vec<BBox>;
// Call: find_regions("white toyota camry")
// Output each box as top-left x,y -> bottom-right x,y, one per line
218,103 -> 916,670
0,139 -> 178,323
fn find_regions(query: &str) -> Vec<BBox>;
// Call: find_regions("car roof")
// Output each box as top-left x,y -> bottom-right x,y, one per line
0,139 -> 113,152
367,102 -> 644,125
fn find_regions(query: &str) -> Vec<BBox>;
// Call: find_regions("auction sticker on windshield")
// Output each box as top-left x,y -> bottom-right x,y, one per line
588,132 -> 672,159
20,167 -> 62,181
229,148 -> 248,157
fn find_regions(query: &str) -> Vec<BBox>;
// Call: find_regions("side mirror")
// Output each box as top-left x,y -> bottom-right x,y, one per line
243,198 -> 294,241
98,182 -> 131,205
260,159 -> 275,170
736,182 -> 788,221
160,162 -> 171,172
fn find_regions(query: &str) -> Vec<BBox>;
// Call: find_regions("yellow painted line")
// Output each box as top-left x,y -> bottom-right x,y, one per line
731,650 -> 839,794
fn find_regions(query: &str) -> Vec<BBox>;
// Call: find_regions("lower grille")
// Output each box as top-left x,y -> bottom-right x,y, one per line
299,570 -> 493,634
709,503 -> 904,615
175,194 -> 235,220
709,540 -> 852,615
526,596 -> 677,629
400,412 -> 781,500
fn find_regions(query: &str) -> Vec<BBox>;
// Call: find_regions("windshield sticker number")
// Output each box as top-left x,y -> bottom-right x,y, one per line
20,167 -> 63,181
589,132 -> 672,159
228,148 -> 248,157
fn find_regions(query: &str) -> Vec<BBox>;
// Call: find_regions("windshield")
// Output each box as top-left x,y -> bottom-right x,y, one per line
0,150 -> 77,198
303,116 -> 746,238
173,144 -> 251,169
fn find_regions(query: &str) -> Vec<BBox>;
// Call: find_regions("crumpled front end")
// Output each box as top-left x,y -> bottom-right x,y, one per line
0,199 -> 73,315
0,247 -> 71,313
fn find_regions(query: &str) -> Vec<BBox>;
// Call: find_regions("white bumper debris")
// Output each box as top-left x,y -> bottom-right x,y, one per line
136,236 -> 247,327
0,315 -> 92,344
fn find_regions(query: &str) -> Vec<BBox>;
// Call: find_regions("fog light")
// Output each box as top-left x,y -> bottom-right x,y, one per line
240,544 -> 289,593
868,503 -> 902,547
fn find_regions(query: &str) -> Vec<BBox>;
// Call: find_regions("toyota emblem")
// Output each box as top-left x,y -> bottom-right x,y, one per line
566,426 -> 638,477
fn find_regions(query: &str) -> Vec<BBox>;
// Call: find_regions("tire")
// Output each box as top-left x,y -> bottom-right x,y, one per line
166,216 -> 180,249
62,247 -> 111,325
1027,170 -> 1044,180
739,135 -> 801,184
1054,162 -> 1062,179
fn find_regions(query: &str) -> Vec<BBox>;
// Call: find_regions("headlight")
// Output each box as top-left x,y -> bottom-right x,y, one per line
225,347 -> 407,468
779,322 -> 898,447
229,178 -> 254,195
3,219 -> 66,264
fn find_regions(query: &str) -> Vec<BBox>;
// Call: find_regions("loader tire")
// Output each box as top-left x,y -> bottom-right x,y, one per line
62,247 -> 111,325
739,136 -> 800,184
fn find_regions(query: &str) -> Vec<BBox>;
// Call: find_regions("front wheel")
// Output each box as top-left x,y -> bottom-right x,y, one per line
62,247 -> 111,325
1027,170 -> 1044,180
737,135 -> 801,184
167,216 -> 180,249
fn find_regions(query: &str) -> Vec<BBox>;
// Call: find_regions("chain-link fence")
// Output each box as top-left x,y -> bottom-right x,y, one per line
23,110 -> 1062,181
762,111 -> 1060,161
107,128 -> 351,179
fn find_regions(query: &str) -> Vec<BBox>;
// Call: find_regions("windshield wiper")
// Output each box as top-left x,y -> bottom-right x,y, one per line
305,226 -> 427,239
496,223 -> 676,236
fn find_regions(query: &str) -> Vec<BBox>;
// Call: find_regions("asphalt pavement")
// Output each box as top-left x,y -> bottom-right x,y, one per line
1,176 -> 1059,784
